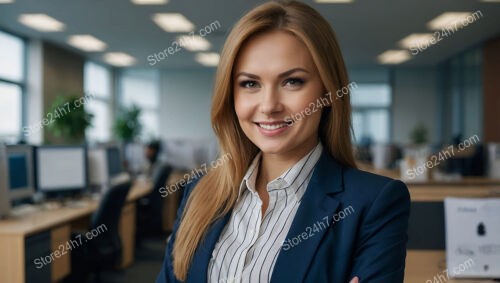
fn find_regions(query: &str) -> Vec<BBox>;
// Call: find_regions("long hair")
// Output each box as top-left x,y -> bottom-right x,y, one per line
172,1 -> 356,280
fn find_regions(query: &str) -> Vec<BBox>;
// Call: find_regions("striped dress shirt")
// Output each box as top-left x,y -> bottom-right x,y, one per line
207,142 -> 323,283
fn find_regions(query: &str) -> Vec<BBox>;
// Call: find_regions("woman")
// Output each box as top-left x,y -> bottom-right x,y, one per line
157,1 -> 410,282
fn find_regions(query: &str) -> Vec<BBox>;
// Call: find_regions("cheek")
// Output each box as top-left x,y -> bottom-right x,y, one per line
234,94 -> 252,122
289,98 -> 323,128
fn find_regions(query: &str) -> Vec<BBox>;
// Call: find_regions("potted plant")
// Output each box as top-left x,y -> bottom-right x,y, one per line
46,94 -> 94,144
410,122 -> 429,146
113,104 -> 142,142
401,122 -> 431,182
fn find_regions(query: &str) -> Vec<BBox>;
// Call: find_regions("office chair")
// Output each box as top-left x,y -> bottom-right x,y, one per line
66,173 -> 132,283
136,163 -> 172,244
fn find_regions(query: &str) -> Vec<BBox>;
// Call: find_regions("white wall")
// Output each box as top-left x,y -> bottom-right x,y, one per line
392,67 -> 439,145
159,69 -> 216,139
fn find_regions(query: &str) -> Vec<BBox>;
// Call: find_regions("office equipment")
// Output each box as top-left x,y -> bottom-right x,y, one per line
488,143 -> 500,179
445,198 -> 500,278
137,163 -> 172,241
124,142 -> 146,175
88,144 -> 124,189
0,178 -> 152,283
6,145 -> 35,202
34,145 -> 87,197
0,145 -> 11,218
9,204 -> 41,217
68,173 -> 132,282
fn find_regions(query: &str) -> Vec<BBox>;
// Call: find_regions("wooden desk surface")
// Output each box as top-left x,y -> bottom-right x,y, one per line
0,179 -> 152,237
407,185 -> 500,202
405,250 -> 498,283
407,177 -> 500,187
357,162 -> 500,186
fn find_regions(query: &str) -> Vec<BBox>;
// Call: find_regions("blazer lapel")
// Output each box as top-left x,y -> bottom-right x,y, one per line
187,212 -> 231,283
271,150 -> 345,283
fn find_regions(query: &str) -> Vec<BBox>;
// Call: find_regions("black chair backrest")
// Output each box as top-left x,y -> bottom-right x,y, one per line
150,163 -> 172,204
91,173 -> 132,232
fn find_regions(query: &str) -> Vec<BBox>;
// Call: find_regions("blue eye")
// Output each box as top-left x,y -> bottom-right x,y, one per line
239,80 -> 259,88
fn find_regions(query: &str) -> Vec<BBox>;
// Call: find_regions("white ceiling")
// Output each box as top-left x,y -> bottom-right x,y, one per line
0,0 -> 499,69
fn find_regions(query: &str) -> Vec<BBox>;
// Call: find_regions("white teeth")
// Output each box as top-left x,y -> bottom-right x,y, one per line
258,123 -> 288,130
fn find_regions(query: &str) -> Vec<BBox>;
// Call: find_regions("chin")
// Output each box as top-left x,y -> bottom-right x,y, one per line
252,138 -> 290,154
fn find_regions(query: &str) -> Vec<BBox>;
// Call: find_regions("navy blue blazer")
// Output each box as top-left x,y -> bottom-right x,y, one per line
157,149 -> 410,283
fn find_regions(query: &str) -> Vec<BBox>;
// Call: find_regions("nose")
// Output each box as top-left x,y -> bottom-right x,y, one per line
259,86 -> 283,115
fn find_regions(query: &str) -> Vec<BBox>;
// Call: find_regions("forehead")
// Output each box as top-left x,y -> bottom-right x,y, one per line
234,30 -> 316,76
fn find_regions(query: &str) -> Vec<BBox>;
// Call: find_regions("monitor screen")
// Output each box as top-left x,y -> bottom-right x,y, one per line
6,145 -> 35,201
35,146 -> 87,192
107,147 -> 122,177
8,153 -> 29,190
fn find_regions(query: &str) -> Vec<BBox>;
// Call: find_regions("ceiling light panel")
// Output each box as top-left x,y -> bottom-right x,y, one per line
427,12 -> 475,30
131,0 -> 168,4
103,52 -> 136,67
153,13 -> 194,32
398,33 -> 435,49
176,35 -> 211,51
377,50 -> 411,64
68,35 -> 107,52
195,52 -> 219,66
18,14 -> 65,32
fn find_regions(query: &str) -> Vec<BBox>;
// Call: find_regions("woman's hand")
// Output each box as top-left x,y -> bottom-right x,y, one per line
349,276 -> 359,283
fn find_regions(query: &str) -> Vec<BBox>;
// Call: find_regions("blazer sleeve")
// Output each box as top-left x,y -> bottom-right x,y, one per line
156,178 -> 200,283
349,179 -> 411,283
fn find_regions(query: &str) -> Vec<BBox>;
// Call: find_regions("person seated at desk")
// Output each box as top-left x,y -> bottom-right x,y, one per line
142,140 -> 162,178
156,1 -> 410,283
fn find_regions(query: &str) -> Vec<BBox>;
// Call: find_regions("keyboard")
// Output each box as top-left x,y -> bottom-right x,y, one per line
65,200 -> 91,208
10,204 -> 40,217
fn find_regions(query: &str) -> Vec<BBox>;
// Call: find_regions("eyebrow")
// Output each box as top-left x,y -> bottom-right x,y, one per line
234,68 -> 309,80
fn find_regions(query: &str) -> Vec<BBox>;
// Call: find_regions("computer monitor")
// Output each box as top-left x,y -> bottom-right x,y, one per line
0,145 -> 12,217
88,144 -> 123,187
124,142 -> 146,174
6,145 -> 35,202
107,146 -> 123,177
35,146 -> 88,196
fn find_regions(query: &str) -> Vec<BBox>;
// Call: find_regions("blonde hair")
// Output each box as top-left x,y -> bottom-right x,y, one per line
172,1 -> 356,280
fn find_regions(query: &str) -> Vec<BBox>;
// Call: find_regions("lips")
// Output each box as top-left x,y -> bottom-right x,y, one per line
257,122 -> 288,130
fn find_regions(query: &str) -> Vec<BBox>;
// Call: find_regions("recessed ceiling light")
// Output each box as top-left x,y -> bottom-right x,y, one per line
398,33 -> 435,49
176,35 -> 211,51
18,14 -> 65,32
479,0 -> 500,2
0,0 -> 14,4
377,50 -> 411,64
68,35 -> 107,52
195,52 -> 219,67
315,0 -> 353,2
103,52 -> 136,67
131,0 -> 168,4
427,12 -> 474,30
152,13 -> 194,32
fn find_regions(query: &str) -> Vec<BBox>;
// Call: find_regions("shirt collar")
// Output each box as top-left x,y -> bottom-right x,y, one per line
237,142 -> 323,200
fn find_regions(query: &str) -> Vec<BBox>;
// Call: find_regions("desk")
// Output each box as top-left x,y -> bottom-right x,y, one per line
162,170 -> 188,233
358,163 -> 500,282
405,251 -> 498,283
0,180 -> 152,283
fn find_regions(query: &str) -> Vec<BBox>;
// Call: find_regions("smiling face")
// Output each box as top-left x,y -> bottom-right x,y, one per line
233,30 -> 326,157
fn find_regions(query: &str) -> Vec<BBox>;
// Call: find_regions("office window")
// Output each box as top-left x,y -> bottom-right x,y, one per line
118,69 -> 160,139
351,84 -> 391,144
0,83 -> 22,138
0,31 -> 25,141
84,62 -> 112,142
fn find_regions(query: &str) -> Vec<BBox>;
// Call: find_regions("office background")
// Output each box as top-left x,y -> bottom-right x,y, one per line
0,0 -> 500,283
